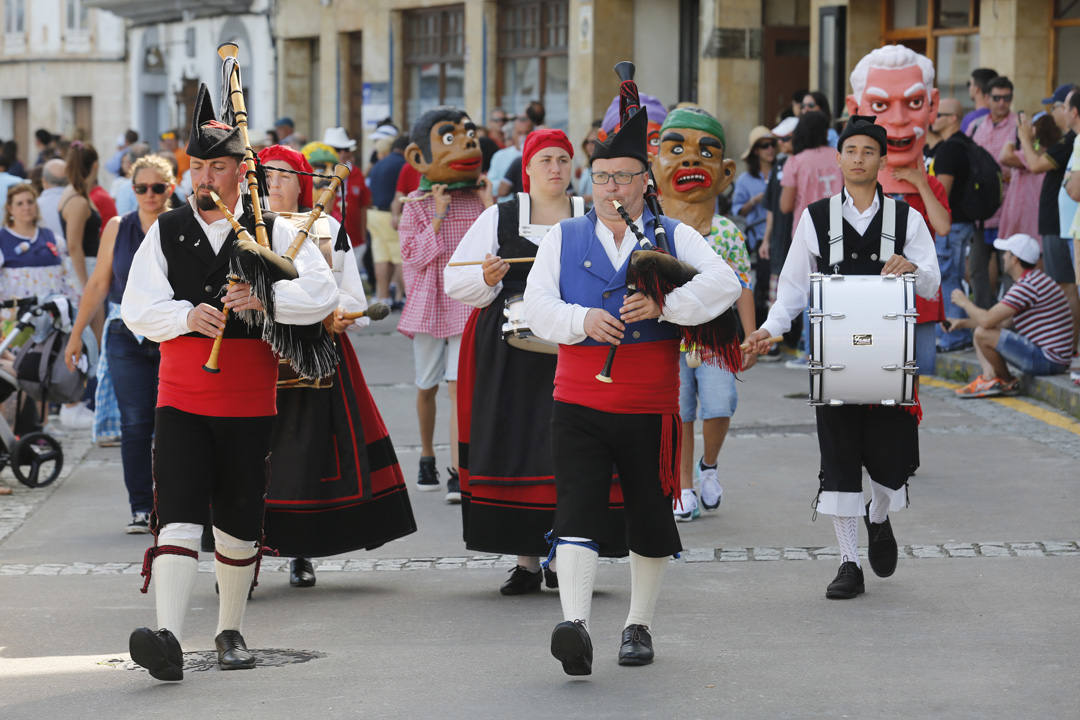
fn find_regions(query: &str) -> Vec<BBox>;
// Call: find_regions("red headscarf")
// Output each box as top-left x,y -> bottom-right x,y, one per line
257,144 -> 314,209
520,128 -> 573,193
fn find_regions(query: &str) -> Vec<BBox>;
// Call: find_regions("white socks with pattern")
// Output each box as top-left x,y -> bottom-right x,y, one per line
213,527 -> 258,636
833,516 -> 861,566
152,537 -> 200,643
555,540 -> 598,627
868,483 -> 891,524
624,552 -> 667,629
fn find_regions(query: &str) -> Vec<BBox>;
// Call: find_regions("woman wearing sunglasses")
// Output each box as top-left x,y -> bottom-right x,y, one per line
63,155 -> 175,534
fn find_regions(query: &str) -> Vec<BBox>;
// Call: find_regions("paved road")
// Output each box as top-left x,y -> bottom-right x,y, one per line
1,322 -> 1078,719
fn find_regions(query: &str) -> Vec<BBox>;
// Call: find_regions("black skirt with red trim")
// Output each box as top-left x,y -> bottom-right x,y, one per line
263,335 -> 416,558
458,296 -> 627,558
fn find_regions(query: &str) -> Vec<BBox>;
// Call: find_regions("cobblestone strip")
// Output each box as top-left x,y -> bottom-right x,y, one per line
2,541 -> 1076,576
0,435 -> 94,544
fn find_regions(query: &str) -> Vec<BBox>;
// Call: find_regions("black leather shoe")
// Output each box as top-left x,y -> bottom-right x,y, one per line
550,620 -> 592,676
543,567 -> 558,589
825,561 -> 865,599
618,624 -> 654,666
500,565 -> 542,595
129,627 -> 184,681
864,503 -> 898,578
290,558 -> 316,588
215,630 -> 256,670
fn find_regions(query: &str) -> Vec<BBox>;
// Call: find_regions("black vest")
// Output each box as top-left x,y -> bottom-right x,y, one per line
158,202 -> 278,340
806,189 -> 909,276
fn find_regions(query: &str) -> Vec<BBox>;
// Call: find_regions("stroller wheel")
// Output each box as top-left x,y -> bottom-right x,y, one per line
11,432 -> 63,488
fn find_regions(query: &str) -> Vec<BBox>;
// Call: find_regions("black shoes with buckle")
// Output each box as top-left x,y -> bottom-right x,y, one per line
500,565 -> 542,595
826,561 -> 865,599
215,630 -> 256,670
864,503 -> 898,578
290,557 -> 316,587
618,624 -> 654,666
129,627 -> 184,681
550,620 -> 592,676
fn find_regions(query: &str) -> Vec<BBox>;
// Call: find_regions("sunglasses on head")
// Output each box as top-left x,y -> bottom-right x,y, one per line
134,183 -> 168,195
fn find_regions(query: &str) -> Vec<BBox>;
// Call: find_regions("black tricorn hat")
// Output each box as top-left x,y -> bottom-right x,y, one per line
838,114 -> 887,155
186,83 -> 245,160
591,108 -> 648,167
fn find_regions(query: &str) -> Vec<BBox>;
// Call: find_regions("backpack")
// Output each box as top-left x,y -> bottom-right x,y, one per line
12,326 -> 93,404
948,133 -> 1003,222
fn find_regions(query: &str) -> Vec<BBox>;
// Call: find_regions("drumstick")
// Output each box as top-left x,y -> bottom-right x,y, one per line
446,257 -> 536,267
341,303 -> 391,321
740,335 -> 784,351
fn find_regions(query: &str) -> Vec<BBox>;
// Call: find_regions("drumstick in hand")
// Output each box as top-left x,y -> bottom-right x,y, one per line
447,257 -> 536,267
740,335 -> 784,351
342,302 -> 391,321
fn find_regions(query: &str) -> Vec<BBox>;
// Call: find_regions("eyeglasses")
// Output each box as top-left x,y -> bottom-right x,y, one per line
776,135 -> 793,143
937,112 -> 958,118
491,116 -> 507,124
134,183 -> 168,195
801,102 -> 818,110
754,140 -> 777,150
990,94 -> 1013,103
590,170 -> 647,185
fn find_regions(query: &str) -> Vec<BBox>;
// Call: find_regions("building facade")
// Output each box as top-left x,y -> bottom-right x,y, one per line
0,0 -> 127,169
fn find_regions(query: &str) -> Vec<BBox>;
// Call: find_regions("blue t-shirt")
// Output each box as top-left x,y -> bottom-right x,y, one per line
367,152 -> 407,211
0,226 -> 61,269
732,170 -> 768,249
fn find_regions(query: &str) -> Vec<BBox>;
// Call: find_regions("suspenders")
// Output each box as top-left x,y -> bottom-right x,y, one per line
827,190 -> 896,269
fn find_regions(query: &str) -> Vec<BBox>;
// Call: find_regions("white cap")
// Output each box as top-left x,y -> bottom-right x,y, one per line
322,126 -> 356,151
368,124 -> 398,143
993,233 -> 1041,264
770,116 -> 798,138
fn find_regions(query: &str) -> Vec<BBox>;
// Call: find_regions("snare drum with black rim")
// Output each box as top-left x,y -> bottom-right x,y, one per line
808,273 -> 917,406
501,294 -> 557,354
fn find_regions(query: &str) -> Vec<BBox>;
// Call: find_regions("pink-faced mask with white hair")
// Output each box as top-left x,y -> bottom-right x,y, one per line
845,45 -> 939,194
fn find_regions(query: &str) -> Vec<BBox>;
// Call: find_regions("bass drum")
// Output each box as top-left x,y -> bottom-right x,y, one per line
501,294 -> 557,355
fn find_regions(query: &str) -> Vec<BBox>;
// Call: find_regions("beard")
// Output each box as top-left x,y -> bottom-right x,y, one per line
195,191 -> 218,211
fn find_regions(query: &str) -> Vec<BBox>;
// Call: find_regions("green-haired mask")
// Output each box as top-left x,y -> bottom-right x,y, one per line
659,107 -> 726,151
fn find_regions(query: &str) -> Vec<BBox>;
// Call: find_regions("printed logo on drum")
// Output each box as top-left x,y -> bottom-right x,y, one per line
852,334 -> 873,346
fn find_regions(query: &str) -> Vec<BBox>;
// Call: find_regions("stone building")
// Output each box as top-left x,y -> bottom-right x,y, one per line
0,0 -> 127,168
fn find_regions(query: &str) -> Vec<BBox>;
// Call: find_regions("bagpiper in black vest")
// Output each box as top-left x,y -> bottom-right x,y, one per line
806,186 -> 910,276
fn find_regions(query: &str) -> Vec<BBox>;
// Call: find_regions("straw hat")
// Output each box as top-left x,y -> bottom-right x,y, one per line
741,126 -> 774,160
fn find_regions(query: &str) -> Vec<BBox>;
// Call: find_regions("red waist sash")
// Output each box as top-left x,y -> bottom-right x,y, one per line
158,336 -> 278,417
554,340 -> 680,415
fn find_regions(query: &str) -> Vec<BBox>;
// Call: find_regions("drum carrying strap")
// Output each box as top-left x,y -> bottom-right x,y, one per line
827,192 -> 897,268
517,193 -> 586,241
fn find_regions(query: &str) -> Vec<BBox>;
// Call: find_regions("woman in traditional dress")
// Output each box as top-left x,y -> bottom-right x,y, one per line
258,144 -> 415,588
446,129 -> 627,596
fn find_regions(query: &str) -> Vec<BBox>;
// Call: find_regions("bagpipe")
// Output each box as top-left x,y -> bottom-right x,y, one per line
595,62 -> 743,383
204,42 -> 349,379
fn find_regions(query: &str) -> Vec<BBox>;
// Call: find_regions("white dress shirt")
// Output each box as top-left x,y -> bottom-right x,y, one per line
324,215 -> 369,328
121,196 -> 338,343
523,212 -> 743,345
761,191 -> 941,339
444,204 -> 509,309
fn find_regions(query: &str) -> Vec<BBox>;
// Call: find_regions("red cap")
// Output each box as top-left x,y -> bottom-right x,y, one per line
521,129 -> 573,193
258,144 -> 314,209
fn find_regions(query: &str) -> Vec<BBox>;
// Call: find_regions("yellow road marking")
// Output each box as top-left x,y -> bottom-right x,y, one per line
921,376 -> 1080,436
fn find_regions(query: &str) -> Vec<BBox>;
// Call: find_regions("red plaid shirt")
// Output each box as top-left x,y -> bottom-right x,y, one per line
397,188 -> 485,338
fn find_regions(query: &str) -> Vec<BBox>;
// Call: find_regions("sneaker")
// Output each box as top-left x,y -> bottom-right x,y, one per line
673,489 -> 699,522
955,374 -> 1013,398
126,512 -> 151,535
1071,370 -> 1080,386
784,355 -> 808,370
699,460 -> 722,510
59,403 -> 94,429
445,467 -> 461,504
416,457 -> 440,491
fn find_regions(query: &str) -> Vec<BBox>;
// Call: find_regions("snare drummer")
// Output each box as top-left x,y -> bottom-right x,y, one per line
746,116 -> 940,600
445,129 -> 627,596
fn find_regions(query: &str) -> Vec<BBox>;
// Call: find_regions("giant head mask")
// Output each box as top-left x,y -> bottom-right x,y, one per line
651,106 -> 736,233
846,44 -> 938,194
405,107 -> 483,188
599,92 -> 669,156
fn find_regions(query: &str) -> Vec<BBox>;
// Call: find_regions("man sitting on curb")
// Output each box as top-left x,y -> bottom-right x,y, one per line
949,233 -> 1073,398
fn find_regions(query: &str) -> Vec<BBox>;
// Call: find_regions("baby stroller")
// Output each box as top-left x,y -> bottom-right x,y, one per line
0,295 -> 97,487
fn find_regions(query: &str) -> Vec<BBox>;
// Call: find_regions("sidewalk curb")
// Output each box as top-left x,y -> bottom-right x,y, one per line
935,351 -> 1080,420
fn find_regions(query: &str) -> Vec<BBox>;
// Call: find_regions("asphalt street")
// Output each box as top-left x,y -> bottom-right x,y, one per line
1,321 -> 1078,719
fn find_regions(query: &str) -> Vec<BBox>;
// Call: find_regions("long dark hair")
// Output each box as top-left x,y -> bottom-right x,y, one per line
793,111 -> 829,154
64,142 -> 98,198
1034,114 -> 1062,151
805,91 -> 832,122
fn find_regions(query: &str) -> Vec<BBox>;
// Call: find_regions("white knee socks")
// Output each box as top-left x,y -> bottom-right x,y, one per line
833,516 -> 861,566
624,552 -> 668,629
555,540 -> 598,627
152,536 -> 200,643
868,482 -> 892,524
213,527 -> 258,636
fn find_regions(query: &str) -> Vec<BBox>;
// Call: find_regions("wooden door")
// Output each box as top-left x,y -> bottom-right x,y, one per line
346,32 -> 363,138
13,98 -> 28,168
73,96 -> 92,141
762,26 -> 810,126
